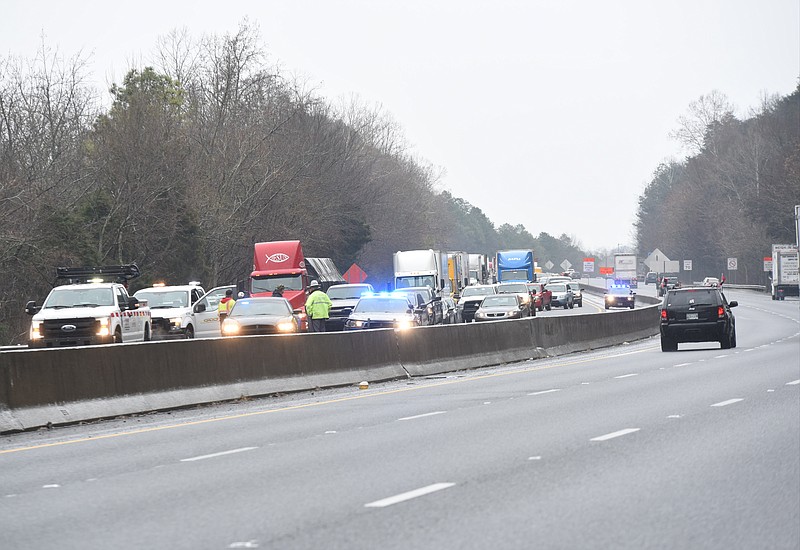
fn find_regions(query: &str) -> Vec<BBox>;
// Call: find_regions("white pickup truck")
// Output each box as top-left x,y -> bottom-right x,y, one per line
25,265 -> 151,348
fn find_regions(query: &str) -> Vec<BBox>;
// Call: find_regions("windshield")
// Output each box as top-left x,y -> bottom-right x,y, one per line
327,285 -> 372,300
546,284 -> 567,292
231,299 -> 292,317
395,275 -> 436,290
251,274 -> 303,294
608,287 -> 631,296
462,286 -> 495,297
354,298 -> 411,314
499,270 -> 528,281
44,287 -> 115,308
498,283 -> 528,293
482,296 -> 517,307
135,290 -> 188,308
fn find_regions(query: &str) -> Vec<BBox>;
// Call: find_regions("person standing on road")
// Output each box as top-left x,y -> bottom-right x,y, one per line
218,289 -> 236,327
305,280 -> 332,332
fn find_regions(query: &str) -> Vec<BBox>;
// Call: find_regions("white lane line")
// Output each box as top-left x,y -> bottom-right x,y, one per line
711,399 -> 744,408
42,484 -> 60,489
675,363 -> 691,367
397,411 -> 446,421
714,355 -> 728,359
365,482 -> 455,508
614,373 -> 638,379
528,389 -> 561,396
181,447 -> 257,462
590,428 -> 640,441
786,380 -> 800,386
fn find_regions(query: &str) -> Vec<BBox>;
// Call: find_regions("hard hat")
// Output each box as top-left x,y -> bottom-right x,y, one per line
309,280 -> 320,289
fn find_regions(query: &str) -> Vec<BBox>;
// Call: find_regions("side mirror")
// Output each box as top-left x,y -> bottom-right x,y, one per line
25,300 -> 40,315
728,301 -> 738,308
293,309 -> 303,314
127,297 -> 140,310
432,296 -> 442,302
195,303 -> 207,313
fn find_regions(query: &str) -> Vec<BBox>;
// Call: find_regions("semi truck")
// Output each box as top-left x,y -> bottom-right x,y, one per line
613,253 -> 638,288
468,253 -> 489,285
445,251 -> 470,296
496,250 -> 534,282
771,244 -> 799,300
393,249 -> 444,295
250,240 -> 345,314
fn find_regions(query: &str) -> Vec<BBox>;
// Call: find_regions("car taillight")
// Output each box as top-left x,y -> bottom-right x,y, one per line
660,309 -> 667,321
717,306 -> 725,318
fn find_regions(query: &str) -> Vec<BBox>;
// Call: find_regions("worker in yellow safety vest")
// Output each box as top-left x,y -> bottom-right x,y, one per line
305,280 -> 332,332
218,289 -> 236,327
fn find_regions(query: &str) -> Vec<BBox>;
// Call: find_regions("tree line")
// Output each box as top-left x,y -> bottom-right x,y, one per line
0,24 -> 587,344
635,86 -> 800,283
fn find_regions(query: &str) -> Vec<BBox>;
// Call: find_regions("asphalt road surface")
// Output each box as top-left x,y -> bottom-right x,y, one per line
1,289 -> 798,549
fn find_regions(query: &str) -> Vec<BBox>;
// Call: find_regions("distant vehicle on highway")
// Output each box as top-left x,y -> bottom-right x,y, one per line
134,282 -> 205,340
457,285 -> 497,322
474,294 -> 530,321
702,277 -> 720,287
645,271 -> 658,284
441,296 -> 459,324
221,297 -> 300,336
392,286 -> 442,325
527,282 -> 552,311
567,282 -> 583,307
496,282 -> 535,316
659,286 -> 737,351
604,285 -> 635,309
546,282 -> 574,309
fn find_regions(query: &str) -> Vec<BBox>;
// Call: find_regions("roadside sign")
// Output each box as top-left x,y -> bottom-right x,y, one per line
599,267 -> 614,275
683,260 -> 692,271
560,259 -> 572,271
343,263 -> 368,283
644,248 -> 669,271
544,260 -> 554,270
727,257 -> 738,271
764,257 -> 772,272
583,258 -> 595,273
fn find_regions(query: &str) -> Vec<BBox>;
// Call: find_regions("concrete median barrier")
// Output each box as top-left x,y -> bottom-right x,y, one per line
1,306 -> 660,433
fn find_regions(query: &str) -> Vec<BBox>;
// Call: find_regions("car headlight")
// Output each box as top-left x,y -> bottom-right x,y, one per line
277,319 -> 295,332
97,317 -> 110,336
395,319 -> 414,330
346,319 -> 365,328
221,319 -> 239,335
170,317 -> 182,326
30,320 -> 42,339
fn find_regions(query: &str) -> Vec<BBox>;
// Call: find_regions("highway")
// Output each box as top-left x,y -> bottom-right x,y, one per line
1,289 -> 798,549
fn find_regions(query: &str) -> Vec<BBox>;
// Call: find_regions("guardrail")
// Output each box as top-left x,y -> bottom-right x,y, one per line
0,301 -> 660,433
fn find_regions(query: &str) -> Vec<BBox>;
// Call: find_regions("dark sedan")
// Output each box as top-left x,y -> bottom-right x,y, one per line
221,297 -> 299,336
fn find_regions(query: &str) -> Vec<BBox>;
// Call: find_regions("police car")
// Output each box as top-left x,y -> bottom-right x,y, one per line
344,292 -> 420,330
604,284 -> 636,310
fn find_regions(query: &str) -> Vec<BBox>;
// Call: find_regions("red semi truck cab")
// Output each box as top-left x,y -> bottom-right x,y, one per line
250,240 -> 310,316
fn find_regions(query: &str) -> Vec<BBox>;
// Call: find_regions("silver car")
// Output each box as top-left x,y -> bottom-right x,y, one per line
546,283 -> 574,309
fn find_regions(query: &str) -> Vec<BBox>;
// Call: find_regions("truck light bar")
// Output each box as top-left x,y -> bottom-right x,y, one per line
56,264 -> 141,284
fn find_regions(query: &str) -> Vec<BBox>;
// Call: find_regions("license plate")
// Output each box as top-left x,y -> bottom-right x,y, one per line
686,313 -> 698,320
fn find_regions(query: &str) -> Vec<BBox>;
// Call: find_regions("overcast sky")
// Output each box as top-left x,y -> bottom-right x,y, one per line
2,1 -> 798,250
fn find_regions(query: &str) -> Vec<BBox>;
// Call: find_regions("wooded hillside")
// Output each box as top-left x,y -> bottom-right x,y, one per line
635,87 -> 800,283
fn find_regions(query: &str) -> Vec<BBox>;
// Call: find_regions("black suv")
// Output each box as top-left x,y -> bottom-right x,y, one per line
659,287 -> 737,351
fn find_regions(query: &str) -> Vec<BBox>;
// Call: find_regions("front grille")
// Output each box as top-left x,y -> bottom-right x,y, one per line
41,317 -> 98,339
238,324 -> 281,336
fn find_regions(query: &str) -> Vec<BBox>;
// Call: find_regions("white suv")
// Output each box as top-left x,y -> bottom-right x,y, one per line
134,283 -> 205,339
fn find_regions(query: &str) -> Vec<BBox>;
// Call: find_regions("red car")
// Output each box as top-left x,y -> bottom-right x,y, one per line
527,283 -> 552,311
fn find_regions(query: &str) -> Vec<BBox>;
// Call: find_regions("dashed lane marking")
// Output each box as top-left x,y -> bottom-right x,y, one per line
365,482 -> 455,508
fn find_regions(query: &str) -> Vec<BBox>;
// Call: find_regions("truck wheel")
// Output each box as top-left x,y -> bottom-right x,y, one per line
185,325 -> 195,339
144,324 -> 151,341
113,328 -> 123,344
730,329 -> 737,348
